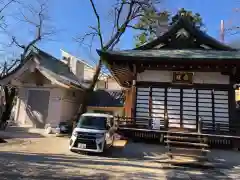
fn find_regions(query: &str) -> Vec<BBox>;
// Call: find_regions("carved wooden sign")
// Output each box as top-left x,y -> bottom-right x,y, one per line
172,72 -> 193,84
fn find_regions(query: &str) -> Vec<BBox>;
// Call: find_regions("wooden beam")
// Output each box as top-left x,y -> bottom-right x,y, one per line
134,63 -> 235,73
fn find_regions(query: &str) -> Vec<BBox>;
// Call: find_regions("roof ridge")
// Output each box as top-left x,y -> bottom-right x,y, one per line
33,47 -> 75,72
134,16 -> 236,51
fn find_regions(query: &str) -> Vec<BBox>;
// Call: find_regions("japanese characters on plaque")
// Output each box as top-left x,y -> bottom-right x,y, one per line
172,72 -> 193,84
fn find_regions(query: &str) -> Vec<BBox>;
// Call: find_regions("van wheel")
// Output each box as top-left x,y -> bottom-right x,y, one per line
100,141 -> 109,156
104,140 -> 107,150
70,149 -> 78,153
111,135 -> 115,147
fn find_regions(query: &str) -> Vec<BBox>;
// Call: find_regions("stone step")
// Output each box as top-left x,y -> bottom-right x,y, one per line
171,147 -> 210,152
165,140 -> 209,147
165,135 -> 203,142
166,152 -> 208,159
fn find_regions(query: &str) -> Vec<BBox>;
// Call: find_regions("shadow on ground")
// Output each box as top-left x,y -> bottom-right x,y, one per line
0,151 -> 238,179
0,126 -> 45,140
0,138 -> 7,143
0,151 -> 163,179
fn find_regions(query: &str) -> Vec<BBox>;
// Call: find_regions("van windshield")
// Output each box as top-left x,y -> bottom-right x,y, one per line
77,116 -> 107,130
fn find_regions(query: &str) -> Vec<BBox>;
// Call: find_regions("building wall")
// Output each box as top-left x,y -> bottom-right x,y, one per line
106,77 -> 122,90
61,50 -> 84,81
20,70 -> 52,85
134,69 -> 232,131
14,67 -> 84,128
15,87 -> 61,127
61,50 -> 122,90
60,88 -> 83,122
137,70 -> 230,84
15,86 -> 83,128
47,88 -> 62,127
15,88 -> 28,126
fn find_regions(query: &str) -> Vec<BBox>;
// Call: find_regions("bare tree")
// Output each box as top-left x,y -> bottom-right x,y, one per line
74,0 -> 161,125
0,0 -> 52,127
0,0 -> 17,27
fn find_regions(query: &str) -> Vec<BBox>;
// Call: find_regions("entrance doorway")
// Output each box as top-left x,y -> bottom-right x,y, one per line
25,90 -> 50,128
135,86 -> 229,131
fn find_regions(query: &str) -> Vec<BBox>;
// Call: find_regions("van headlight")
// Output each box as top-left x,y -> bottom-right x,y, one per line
72,131 -> 78,137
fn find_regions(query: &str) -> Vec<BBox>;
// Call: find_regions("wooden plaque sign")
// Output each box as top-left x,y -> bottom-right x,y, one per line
172,72 -> 193,84
236,89 -> 240,101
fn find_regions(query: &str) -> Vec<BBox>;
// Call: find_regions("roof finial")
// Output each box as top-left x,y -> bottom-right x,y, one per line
180,12 -> 185,16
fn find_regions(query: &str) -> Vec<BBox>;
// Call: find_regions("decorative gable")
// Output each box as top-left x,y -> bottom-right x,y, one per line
176,28 -> 190,39
135,17 -> 236,51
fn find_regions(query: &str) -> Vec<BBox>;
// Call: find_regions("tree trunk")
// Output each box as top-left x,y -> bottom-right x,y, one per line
72,59 -> 102,129
1,87 -> 16,123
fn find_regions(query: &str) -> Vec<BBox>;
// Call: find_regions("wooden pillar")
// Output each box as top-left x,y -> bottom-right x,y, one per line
131,80 -> 136,119
230,75 -> 239,133
164,88 -> 168,130
230,71 -> 240,150
123,89 -> 130,117
149,87 -> 152,129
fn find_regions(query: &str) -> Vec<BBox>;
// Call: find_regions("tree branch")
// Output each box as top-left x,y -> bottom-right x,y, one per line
10,1 -> 48,59
127,24 -> 156,33
75,31 -> 97,45
11,37 -> 25,49
23,3 -> 44,56
116,1 -> 124,29
0,0 -> 17,14
104,1 -> 135,50
89,0 -> 104,49
19,10 -> 37,25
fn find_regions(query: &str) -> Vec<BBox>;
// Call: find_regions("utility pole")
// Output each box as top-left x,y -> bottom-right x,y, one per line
220,20 -> 225,43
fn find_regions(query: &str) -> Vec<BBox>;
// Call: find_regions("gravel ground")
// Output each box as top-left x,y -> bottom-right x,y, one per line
0,129 -> 239,179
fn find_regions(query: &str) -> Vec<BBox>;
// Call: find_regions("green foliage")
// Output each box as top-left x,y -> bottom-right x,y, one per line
134,10 -> 169,47
134,8 -> 204,47
171,8 -> 204,28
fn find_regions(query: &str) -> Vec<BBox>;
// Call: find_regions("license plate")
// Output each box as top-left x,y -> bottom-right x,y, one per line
78,143 -> 86,149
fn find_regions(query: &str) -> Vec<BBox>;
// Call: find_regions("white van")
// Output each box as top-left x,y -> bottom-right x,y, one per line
69,113 -> 115,153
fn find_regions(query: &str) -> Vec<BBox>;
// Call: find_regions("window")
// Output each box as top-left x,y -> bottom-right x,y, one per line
94,110 -> 113,115
77,116 -> 107,130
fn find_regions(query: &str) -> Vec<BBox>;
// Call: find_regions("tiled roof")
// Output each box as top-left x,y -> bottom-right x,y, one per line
1,46 -> 87,89
88,89 -> 124,107
33,48 -> 86,89
99,49 -> 240,60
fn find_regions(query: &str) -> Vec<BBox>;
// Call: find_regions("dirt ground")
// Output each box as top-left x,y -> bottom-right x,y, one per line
0,127 -> 240,179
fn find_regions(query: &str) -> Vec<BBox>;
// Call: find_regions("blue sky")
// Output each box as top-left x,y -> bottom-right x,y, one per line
1,0 -> 240,66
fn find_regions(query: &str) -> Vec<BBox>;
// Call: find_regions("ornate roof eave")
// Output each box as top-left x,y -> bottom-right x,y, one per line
97,49 -> 240,65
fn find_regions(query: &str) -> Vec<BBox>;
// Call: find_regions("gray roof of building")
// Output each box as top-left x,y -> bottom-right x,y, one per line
33,47 -> 86,88
0,46 -> 86,89
88,89 -> 124,107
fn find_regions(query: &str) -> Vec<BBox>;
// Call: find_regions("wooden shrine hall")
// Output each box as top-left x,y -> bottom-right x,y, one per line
98,16 -> 240,152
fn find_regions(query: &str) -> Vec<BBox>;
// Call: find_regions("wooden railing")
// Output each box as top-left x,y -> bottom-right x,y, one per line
114,116 -> 240,149
114,116 -> 240,135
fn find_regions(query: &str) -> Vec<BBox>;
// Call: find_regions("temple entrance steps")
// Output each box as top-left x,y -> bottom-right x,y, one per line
164,129 -> 209,162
